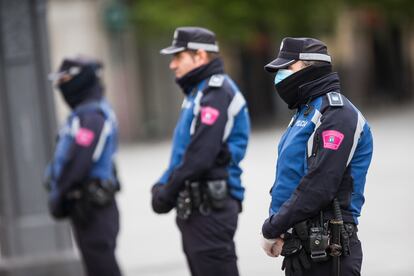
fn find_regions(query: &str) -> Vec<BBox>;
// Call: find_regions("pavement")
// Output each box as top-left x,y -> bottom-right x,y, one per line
115,104 -> 414,276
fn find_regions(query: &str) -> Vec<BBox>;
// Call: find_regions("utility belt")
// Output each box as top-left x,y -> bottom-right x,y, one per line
176,180 -> 228,220
66,179 -> 119,207
282,198 -> 359,265
299,219 -> 357,260
288,211 -> 358,264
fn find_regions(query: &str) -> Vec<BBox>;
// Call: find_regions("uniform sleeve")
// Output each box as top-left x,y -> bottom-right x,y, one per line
157,127 -> 184,185
262,106 -> 358,239
56,112 -> 105,195
161,87 -> 230,201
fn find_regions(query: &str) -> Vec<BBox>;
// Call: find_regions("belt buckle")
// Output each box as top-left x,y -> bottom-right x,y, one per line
311,250 -> 328,262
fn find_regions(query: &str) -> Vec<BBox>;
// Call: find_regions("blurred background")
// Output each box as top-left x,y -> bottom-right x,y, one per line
47,0 -> 414,139
0,0 -> 413,275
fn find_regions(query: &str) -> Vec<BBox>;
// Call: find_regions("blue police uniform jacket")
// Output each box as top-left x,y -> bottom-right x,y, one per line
158,60 -> 250,202
263,72 -> 373,239
46,99 -> 118,208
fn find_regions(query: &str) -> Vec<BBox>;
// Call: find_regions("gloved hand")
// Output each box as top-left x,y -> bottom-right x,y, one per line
281,233 -> 311,276
261,235 -> 284,257
151,183 -> 175,214
48,191 -> 70,219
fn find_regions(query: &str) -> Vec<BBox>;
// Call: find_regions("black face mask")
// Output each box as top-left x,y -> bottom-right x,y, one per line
275,64 -> 332,109
58,66 -> 99,108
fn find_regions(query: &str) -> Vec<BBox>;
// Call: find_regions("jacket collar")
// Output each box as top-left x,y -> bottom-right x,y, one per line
176,58 -> 224,95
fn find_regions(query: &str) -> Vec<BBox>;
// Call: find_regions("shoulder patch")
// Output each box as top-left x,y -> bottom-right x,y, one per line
322,130 -> 344,150
200,106 -> 220,125
327,92 -> 344,107
208,74 -> 225,88
75,128 -> 95,147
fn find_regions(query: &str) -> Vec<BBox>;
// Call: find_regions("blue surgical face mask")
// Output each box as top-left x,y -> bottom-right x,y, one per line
274,69 -> 294,85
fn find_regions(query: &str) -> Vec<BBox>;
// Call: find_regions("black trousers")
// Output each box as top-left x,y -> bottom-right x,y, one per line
176,197 -> 240,276
297,234 -> 363,276
71,200 -> 122,276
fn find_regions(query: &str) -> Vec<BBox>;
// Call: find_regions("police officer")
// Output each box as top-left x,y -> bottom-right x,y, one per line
151,27 -> 250,276
45,57 -> 122,276
260,37 -> 373,276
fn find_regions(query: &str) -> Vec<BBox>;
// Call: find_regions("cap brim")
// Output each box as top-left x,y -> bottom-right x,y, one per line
264,58 -> 296,72
160,46 -> 186,55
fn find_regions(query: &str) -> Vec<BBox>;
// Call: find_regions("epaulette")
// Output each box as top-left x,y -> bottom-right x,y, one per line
208,74 -> 225,88
326,92 -> 344,107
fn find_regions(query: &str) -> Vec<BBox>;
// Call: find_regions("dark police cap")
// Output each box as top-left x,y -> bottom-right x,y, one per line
160,27 -> 219,55
264,37 -> 331,72
49,56 -> 102,82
